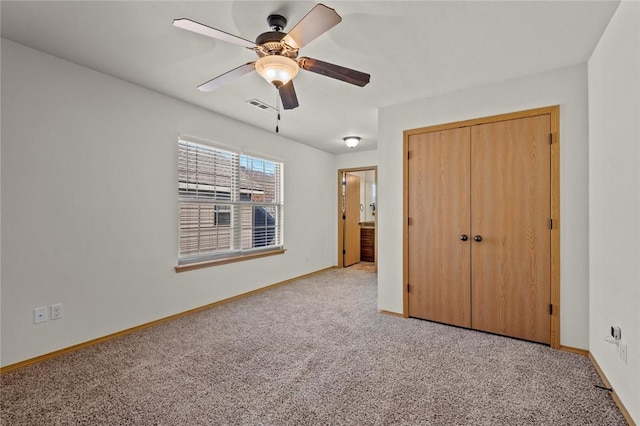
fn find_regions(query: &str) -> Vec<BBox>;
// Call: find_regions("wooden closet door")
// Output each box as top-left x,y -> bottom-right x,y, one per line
470,115 -> 551,344
407,128 -> 471,327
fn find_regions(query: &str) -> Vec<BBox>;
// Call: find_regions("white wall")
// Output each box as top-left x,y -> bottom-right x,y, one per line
0,36 -> 3,357
0,39 -> 337,367
588,1 -> 640,422
378,64 -> 590,349
335,150 -> 377,171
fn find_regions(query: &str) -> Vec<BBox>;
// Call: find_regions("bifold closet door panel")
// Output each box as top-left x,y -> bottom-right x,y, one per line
470,115 -> 551,344
407,127 -> 471,327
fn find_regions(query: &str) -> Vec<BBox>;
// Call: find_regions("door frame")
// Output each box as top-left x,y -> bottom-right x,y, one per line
402,106 -> 560,349
337,166 -> 378,269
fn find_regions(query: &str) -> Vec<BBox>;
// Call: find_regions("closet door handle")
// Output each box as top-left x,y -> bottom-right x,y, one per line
460,234 -> 468,241
474,235 -> 483,242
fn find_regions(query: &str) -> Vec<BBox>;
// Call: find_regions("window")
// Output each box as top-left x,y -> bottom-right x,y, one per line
177,138 -> 283,266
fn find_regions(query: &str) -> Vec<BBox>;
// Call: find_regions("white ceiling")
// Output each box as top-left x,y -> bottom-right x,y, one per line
1,1 -> 619,154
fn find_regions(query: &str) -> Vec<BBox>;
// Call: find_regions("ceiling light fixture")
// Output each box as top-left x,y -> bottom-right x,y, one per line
343,136 -> 361,149
255,55 -> 299,87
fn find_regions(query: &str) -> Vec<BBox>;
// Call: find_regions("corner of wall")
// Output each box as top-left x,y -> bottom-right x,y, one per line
587,1 -> 640,423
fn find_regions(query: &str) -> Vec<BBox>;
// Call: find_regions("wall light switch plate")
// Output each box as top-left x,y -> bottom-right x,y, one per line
620,343 -> 627,364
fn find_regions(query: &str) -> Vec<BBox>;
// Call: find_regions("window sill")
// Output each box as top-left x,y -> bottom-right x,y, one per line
175,248 -> 286,273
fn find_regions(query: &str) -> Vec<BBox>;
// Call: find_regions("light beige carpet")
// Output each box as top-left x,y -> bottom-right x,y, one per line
1,269 -> 626,425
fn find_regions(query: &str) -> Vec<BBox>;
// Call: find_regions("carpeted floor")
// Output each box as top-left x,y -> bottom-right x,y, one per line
1,269 -> 627,425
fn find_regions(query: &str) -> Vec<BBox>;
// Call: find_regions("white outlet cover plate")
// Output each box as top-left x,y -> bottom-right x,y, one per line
620,343 -> 627,364
34,307 -> 48,324
50,303 -> 63,320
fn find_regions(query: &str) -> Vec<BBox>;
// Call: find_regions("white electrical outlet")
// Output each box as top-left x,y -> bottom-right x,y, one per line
50,303 -> 63,320
620,343 -> 627,364
34,307 -> 48,324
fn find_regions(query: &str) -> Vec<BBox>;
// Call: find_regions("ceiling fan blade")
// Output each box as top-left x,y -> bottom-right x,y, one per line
197,62 -> 256,92
298,57 -> 370,87
282,4 -> 342,50
173,18 -> 256,49
279,80 -> 299,110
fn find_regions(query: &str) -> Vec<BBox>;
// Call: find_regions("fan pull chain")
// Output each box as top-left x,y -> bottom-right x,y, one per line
275,90 -> 280,133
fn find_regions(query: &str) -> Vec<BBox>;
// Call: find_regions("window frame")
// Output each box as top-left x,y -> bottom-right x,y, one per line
175,138 -> 285,272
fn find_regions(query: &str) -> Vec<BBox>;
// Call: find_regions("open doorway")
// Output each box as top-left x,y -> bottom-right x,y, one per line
337,167 -> 377,271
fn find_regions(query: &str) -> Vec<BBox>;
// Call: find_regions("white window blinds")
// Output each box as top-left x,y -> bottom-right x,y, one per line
178,139 -> 283,265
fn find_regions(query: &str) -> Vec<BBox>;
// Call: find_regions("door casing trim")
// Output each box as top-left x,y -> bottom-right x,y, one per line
337,166 -> 378,270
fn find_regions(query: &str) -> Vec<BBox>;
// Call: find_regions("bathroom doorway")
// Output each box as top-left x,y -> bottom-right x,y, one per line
337,167 -> 377,271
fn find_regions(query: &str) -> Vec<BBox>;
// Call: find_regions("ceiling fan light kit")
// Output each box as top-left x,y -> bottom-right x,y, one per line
173,3 -> 370,111
255,55 -> 299,87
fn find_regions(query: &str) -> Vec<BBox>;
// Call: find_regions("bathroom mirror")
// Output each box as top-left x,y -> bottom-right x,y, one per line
348,170 -> 376,224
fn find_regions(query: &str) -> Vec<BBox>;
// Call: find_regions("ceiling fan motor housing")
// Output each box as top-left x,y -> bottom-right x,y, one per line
267,14 -> 287,32
255,31 -> 297,59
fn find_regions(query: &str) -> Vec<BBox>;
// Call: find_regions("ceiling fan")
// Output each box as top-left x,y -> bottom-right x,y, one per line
173,3 -> 371,110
